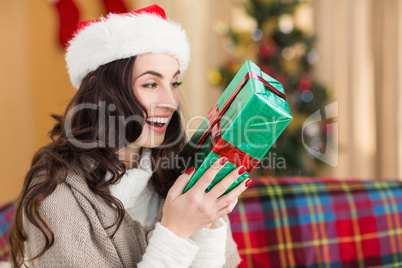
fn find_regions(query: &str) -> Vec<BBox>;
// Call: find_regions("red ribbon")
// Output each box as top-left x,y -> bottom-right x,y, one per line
188,71 -> 287,173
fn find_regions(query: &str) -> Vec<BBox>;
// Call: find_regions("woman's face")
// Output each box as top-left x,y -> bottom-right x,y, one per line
131,53 -> 181,149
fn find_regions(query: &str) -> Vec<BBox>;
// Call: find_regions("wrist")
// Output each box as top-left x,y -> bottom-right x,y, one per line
160,219 -> 191,239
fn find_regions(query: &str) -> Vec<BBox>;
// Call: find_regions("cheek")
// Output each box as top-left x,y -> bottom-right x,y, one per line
135,90 -> 152,109
174,90 -> 180,106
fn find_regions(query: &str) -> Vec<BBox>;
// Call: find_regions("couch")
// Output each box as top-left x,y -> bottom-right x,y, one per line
2,177 -> 402,267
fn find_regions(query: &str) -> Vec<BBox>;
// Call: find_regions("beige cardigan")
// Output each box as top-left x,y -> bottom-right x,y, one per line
24,170 -> 241,267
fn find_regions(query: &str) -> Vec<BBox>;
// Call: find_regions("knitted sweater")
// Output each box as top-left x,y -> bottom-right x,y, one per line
23,162 -> 241,267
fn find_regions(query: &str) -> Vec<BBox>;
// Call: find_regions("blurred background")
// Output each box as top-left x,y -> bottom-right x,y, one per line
1,0 -> 401,206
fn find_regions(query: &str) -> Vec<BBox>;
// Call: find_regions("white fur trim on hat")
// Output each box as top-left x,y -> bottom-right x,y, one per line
66,12 -> 190,89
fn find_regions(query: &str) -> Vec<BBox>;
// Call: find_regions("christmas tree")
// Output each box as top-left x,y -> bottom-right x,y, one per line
210,0 -> 331,176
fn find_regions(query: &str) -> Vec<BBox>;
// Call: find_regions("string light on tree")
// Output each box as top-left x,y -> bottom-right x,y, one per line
278,14 -> 294,33
251,29 -> 264,41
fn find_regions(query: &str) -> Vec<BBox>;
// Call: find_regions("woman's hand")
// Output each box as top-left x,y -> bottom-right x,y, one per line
160,157 -> 251,239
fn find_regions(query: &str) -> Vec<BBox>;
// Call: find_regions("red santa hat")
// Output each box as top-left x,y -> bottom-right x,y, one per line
65,5 -> 190,89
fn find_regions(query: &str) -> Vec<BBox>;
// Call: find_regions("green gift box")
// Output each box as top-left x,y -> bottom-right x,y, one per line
181,60 -> 292,194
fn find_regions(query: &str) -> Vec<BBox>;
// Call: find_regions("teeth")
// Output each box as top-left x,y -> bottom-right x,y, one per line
146,117 -> 168,124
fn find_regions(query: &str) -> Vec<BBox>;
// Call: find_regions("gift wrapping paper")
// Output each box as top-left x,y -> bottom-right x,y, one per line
181,60 -> 292,194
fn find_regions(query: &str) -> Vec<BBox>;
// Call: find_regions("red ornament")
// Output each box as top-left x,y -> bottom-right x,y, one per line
52,0 -> 80,48
259,38 -> 276,60
298,76 -> 312,91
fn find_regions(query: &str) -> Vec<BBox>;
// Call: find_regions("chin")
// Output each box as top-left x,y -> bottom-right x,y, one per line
143,134 -> 166,148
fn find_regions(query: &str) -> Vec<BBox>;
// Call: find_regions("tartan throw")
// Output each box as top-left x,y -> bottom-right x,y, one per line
228,177 -> 402,268
0,202 -> 15,262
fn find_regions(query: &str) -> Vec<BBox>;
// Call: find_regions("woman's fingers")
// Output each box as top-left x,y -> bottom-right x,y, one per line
216,197 -> 239,219
167,166 -> 195,200
162,161 -> 252,239
188,157 -> 228,194
214,177 -> 251,210
207,166 -> 247,200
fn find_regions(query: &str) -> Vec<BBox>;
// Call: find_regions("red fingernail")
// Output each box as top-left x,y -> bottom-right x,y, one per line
185,167 -> 195,175
219,157 -> 228,166
245,179 -> 252,187
238,166 -> 247,175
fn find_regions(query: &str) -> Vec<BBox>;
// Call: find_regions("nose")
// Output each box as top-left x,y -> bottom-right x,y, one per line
157,84 -> 179,110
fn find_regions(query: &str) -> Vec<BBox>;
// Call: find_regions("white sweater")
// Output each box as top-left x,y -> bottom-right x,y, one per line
109,149 -> 228,268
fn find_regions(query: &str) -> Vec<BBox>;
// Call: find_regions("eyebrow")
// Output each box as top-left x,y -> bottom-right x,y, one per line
137,69 -> 181,79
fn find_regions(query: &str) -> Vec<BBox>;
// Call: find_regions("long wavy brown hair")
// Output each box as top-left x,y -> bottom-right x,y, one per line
9,56 -> 187,267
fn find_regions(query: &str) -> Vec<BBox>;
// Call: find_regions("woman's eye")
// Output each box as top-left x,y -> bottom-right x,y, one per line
142,83 -> 158,88
171,81 -> 182,88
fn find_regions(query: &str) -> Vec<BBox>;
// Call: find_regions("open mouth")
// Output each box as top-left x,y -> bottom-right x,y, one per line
146,117 -> 169,128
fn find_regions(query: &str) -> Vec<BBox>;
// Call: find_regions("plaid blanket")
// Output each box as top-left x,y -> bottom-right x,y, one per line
228,177 -> 402,268
0,202 -> 15,262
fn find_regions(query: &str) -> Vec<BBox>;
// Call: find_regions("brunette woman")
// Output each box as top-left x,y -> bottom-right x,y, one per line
9,5 -> 249,268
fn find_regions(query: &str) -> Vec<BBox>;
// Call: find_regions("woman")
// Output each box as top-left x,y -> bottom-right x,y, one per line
9,5 -> 250,268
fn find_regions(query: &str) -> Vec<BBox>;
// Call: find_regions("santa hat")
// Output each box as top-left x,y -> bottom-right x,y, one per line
65,5 -> 190,89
